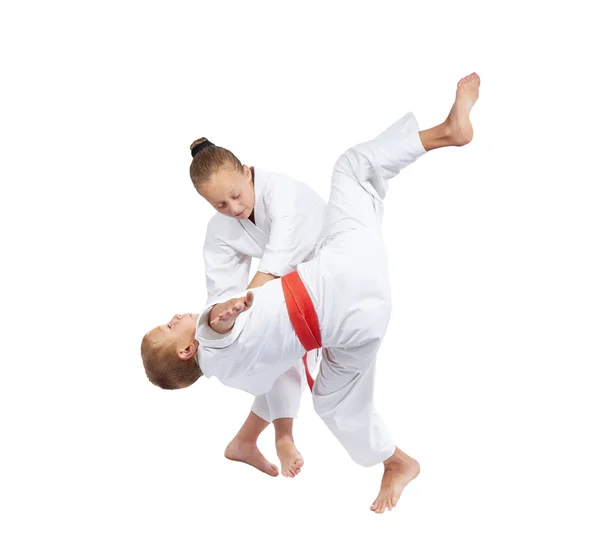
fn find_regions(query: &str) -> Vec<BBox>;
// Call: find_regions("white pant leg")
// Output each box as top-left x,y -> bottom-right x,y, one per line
309,113 -> 426,465
312,346 -> 395,467
326,111 -> 426,236
251,358 -> 308,422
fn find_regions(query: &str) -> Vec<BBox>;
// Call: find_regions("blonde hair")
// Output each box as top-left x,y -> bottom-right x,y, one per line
189,137 -> 244,193
141,330 -> 202,390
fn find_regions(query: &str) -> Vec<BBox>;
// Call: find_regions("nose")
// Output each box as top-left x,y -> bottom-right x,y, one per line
170,313 -> 183,325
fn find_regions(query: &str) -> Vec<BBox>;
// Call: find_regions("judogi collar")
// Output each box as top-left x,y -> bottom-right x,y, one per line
238,167 -> 269,247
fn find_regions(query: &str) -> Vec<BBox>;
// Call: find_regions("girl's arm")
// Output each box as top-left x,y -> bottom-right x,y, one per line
204,221 -> 252,305
247,271 -> 278,289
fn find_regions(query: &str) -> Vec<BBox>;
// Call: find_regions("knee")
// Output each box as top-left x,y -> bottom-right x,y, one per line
312,391 -> 326,416
312,390 -> 338,420
333,147 -> 368,180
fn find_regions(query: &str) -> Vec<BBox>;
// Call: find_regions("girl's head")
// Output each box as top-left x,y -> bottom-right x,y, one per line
189,138 -> 255,219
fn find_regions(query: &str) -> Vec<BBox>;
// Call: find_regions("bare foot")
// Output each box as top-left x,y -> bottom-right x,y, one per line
276,438 -> 304,478
224,438 -> 279,477
370,448 -> 420,514
446,72 -> 480,146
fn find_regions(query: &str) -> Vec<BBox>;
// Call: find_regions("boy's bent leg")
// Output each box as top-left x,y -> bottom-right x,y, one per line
327,72 -> 480,234
326,112 -> 426,234
225,410 -> 279,477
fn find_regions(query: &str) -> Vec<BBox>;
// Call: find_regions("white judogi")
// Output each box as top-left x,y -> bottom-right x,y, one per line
196,112 -> 426,466
203,168 -> 326,422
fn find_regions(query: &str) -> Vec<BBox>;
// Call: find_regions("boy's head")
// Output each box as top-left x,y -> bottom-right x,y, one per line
141,313 -> 202,390
189,137 -> 255,220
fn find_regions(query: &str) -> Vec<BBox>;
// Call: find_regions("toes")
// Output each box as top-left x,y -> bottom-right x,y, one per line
284,465 -> 299,478
371,498 -> 384,514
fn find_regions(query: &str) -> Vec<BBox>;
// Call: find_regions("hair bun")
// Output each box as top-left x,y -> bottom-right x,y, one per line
190,138 -> 215,158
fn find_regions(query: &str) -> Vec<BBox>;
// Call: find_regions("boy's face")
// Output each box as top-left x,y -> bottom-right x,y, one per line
200,165 -> 255,219
153,313 -> 200,359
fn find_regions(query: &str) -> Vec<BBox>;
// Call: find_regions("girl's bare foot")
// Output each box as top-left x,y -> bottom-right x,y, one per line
224,437 -> 279,477
276,437 -> 304,478
370,448 -> 420,514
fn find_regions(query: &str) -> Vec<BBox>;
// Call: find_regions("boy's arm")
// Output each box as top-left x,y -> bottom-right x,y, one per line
208,291 -> 254,334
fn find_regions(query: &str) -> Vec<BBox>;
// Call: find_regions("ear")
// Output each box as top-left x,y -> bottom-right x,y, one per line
178,341 -> 199,361
242,164 -> 253,181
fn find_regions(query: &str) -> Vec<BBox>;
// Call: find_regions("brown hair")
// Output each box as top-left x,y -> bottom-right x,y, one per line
189,138 -> 243,193
141,330 -> 202,390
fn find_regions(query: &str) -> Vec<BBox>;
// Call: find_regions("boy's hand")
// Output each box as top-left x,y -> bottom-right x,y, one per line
209,290 -> 254,334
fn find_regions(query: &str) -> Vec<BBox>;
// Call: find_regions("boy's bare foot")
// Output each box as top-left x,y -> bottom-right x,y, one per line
418,73 -> 480,151
224,437 -> 279,477
446,72 -> 480,146
276,437 -> 304,478
370,448 -> 420,514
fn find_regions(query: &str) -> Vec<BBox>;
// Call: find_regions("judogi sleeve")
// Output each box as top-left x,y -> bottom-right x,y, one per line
257,184 -> 325,277
203,220 -> 251,306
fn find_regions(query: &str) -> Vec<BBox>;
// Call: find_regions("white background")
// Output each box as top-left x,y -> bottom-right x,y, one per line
1,1 -> 599,550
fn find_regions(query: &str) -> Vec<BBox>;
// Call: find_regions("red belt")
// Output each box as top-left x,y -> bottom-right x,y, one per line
281,271 -> 322,391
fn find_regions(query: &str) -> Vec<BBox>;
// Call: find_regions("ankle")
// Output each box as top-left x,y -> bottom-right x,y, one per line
275,435 -> 295,446
384,448 -> 414,467
440,119 -> 453,138
231,435 -> 258,446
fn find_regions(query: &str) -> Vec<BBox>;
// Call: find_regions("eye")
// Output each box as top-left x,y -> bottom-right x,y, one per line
233,194 -> 240,199
167,324 -> 172,329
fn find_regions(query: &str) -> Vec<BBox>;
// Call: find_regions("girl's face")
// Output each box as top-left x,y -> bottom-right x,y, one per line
199,165 -> 255,219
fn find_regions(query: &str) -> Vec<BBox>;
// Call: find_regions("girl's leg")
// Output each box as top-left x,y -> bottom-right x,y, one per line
265,362 -> 306,478
224,361 -> 307,478
273,417 -> 304,478
224,410 -> 279,477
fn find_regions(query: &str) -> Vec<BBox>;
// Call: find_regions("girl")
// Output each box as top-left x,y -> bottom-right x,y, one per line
189,138 -> 326,478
